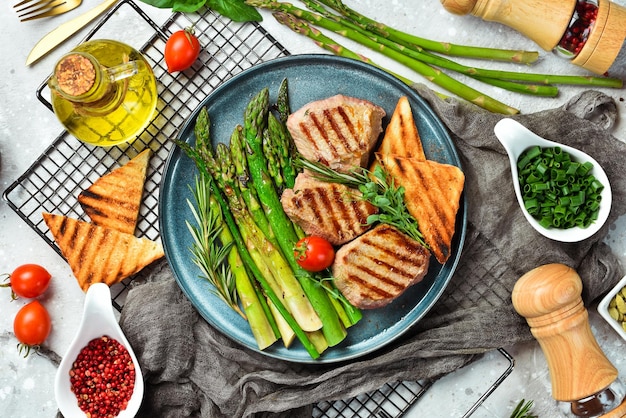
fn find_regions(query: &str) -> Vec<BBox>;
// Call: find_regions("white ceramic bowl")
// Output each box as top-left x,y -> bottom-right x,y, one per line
598,275 -> 626,342
54,283 -> 144,417
494,118 -> 612,242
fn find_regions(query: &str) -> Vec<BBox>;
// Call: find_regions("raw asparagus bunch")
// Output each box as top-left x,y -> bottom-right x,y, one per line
247,0 -> 623,114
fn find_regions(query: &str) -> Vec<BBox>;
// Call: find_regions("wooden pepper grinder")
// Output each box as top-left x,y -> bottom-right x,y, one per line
512,264 -> 626,417
440,0 -> 626,76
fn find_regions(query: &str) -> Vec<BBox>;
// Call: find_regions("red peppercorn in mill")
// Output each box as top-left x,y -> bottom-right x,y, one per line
556,0 -> 599,57
440,0 -> 626,77
70,336 -> 136,417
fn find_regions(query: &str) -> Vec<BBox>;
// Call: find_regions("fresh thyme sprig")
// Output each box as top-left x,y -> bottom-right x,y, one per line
186,173 -> 242,317
296,156 -> 426,247
510,399 -> 537,418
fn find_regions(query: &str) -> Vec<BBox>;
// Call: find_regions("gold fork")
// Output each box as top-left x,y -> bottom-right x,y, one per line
14,0 -> 82,22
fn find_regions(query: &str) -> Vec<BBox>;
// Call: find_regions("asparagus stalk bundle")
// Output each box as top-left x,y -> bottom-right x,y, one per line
178,111 -> 322,358
246,0 -> 623,114
210,195 -> 279,350
177,84 -> 364,358
242,87 -> 348,347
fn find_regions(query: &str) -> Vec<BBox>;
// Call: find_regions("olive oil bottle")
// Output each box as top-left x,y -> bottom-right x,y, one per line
49,39 -> 158,147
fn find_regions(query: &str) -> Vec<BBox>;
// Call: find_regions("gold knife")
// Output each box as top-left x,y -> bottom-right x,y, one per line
26,0 -> 118,66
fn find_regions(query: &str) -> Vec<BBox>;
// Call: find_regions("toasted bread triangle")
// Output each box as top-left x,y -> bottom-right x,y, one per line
379,154 -> 464,264
380,96 -> 426,160
370,97 -> 425,172
42,212 -> 164,291
78,149 -> 151,235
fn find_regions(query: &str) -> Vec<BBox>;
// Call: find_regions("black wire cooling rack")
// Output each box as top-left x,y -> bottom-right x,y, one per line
3,2 -> 514,416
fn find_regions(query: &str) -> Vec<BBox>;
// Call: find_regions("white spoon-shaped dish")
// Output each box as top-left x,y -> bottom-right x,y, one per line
494,118 -> 612,243
55,283 -> 144,417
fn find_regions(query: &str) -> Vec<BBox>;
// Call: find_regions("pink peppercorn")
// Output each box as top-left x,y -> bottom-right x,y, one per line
558,0 -> 599,56
70,336 -> 136,418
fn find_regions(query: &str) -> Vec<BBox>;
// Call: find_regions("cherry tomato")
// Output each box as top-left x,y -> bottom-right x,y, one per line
164,27 -> 201,73
14,300 -> 52,356
294,236 -> 335,272
2,264 -> 51,300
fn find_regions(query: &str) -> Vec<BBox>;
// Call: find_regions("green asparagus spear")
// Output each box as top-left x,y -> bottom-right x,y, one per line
306,1 -> 619,89
186,175 -> 241,317
243,88 -> 347,346
277,78 -> 291,124
314,0 -> 539,63
177,111 -> 320,359
267,112 -> 298,189
212,141 -> 323,333
229,125 -> 279,246
269,10 -> 519,115
262,127 -> 285,192
210,195 -> 279,350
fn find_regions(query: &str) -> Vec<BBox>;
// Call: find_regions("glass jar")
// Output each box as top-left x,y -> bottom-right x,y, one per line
49,39 -> 158,147
555,0 -> 599,59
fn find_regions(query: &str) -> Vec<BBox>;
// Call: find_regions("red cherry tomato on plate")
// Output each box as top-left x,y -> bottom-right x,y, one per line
164,27 -> 201,73
294,236 -> 335,272
14,300 -> 52,356
2,264 -> 51,300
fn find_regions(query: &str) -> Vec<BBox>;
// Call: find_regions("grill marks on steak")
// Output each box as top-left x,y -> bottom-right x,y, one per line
287,95 -> 385,172
332,224 -> 430,309
281,173 -> 377,245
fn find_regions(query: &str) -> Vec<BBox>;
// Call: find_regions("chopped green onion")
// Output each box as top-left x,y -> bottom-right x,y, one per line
517,145 -> 604,230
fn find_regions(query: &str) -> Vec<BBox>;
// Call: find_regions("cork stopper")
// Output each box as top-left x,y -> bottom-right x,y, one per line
54,53 -> 97,97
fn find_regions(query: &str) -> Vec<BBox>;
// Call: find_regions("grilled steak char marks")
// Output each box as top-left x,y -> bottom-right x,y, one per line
287,94 -> 385,172
281,173 -> 378,246
332,224 -> 430,309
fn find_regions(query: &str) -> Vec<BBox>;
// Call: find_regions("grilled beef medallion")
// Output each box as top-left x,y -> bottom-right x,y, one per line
281,172 -> 378,246
287,94 -> 386,173
332,224 -> 430,309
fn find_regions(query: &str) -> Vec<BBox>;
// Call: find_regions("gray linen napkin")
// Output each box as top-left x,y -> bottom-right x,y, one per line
119,87 -> 626,418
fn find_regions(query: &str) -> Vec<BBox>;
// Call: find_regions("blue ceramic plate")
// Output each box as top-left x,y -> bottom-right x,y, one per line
159,55 -> 467,363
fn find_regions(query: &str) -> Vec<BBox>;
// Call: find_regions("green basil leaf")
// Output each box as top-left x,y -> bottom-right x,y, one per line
137,0 -> 261,21
206,0 -> 262,22
171,0 -> 208,13
138,0 -> 206,12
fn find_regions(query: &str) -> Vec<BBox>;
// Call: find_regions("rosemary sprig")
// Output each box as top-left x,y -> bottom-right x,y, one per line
186,173 -> 243,317
297,156 -> 426,247
510,399 -> 537,418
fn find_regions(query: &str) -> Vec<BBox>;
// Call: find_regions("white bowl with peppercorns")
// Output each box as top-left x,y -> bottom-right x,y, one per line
55,283 -> 144,417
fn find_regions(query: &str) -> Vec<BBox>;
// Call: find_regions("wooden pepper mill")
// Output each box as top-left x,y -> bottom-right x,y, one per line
440,0 -> 626,76
512,264 -> 626,417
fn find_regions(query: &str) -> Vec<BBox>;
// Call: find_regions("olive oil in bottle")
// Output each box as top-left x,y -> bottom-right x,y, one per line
49,39 -> 158,147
